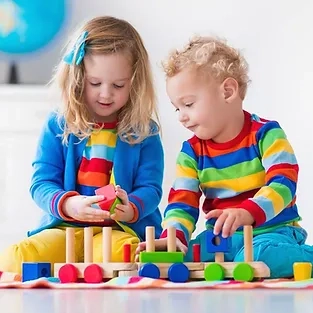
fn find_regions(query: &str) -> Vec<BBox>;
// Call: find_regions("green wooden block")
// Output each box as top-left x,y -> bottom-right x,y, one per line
139,251 -> 184,263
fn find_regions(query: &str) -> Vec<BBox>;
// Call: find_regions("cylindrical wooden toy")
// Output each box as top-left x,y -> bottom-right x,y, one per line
84,227 -> 93,263
167,226 -> 176,252
123,244 -> 131,263
66,228 -> 75,263
102,227 -> 112,262
192,244 -> 201,262
146,226 -> 155,252
215,252 -> 224,262
293,262 -> 312,281
243,225 -> 253,262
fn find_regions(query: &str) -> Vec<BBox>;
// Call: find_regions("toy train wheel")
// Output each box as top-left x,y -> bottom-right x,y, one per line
168,263 -> 189,282
58,264 -> 78,283
204,263 -> 225,281
84,264 -> 103,283
138,263 -> 160,279
233,263 -> 254,282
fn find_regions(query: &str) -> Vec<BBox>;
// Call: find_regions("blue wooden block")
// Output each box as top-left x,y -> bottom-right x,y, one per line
205,230 -> 232,253
22,262 -> 51,282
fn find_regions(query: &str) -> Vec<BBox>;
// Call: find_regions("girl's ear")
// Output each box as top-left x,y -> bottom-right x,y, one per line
222,77 -> 239,102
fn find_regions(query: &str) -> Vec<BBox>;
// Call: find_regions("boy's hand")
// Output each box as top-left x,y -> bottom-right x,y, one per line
205,208 -> 254,238
62,195 -> 111,222
134,238 -> 188,262
110,185 -> 135,222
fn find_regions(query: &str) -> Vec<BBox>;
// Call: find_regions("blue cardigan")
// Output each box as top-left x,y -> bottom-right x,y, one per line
28,112 -> 164,240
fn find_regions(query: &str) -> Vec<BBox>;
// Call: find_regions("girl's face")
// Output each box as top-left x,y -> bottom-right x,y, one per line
84,52 -> 132,122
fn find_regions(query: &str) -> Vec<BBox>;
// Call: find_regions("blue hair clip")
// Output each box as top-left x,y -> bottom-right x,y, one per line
63,31 -> 88,65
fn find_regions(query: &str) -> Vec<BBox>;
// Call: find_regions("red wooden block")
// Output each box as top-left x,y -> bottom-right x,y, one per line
95,184 -> 117,211
193,244 -> 201,262
123,244 -> 131,263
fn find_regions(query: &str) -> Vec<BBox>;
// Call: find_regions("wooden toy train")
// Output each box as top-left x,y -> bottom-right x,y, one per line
22,224 -> 270,283
22,184 -> 270,283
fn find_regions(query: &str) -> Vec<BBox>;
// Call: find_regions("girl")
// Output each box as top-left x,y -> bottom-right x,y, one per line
0,16 -> 164,274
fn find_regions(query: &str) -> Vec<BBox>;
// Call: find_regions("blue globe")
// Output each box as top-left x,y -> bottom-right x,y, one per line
0,0 -> 67,55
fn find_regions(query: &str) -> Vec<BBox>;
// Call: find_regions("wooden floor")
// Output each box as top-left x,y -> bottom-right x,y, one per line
0,289 -> 312,313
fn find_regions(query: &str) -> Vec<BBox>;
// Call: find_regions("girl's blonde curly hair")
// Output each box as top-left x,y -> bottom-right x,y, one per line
51,16 -> 160,144
162,36 -> 250,100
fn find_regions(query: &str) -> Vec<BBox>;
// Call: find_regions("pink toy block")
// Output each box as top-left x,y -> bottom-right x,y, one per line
95,184 -> 117,211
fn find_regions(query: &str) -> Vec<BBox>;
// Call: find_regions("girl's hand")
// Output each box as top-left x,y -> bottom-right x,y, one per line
110,185 -> 135,222
205,208 -> 254,238
62,195 -> 111,222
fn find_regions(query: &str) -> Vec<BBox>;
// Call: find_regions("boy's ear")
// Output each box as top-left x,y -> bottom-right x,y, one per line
222,78 -> 239,102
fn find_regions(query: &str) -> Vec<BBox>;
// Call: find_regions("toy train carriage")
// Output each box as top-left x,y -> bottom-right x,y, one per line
54,262 -> 138,283
191,261 -> 270,281
137,225 -> 270,282
137,251 -> 269,282
53,227 -> 137,283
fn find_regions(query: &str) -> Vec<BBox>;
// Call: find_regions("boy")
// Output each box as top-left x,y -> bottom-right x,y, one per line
137,36 -> 313,278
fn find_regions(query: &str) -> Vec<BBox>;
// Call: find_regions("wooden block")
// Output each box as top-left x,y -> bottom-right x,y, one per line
139,251 -> 184,263
206,230 -> 232,253
22,262 -> 51,282
54,262 -> 137,279
95,184 -> 121,212
192,244 -> 201,262
293,262 -> 312,281
123,244 -> 131,262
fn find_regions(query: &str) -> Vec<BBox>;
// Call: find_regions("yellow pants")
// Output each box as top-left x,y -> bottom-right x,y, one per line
0,227 -> 140,275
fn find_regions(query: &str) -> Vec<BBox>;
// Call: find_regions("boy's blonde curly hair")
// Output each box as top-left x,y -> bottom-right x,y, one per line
51,16 -> 160,144
162,36 -> 250,100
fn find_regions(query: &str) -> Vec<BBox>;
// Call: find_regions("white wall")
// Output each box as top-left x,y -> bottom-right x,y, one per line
0,0 -> 312,247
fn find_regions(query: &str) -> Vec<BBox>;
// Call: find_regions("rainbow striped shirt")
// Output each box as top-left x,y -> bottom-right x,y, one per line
76,121 -> 117,226
161,111 -> 300,246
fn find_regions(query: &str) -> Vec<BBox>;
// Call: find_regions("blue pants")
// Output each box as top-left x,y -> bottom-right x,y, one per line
184,226 -> 313,278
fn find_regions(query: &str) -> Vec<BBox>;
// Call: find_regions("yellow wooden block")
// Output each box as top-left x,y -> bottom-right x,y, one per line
293,262 -> 312,281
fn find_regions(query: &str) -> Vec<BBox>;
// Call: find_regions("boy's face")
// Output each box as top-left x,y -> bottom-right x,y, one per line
166,67 -> 230,141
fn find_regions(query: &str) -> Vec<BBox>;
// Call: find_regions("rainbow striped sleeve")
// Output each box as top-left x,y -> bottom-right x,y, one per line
240,121 -> 299,226
160,141 -> 202,245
